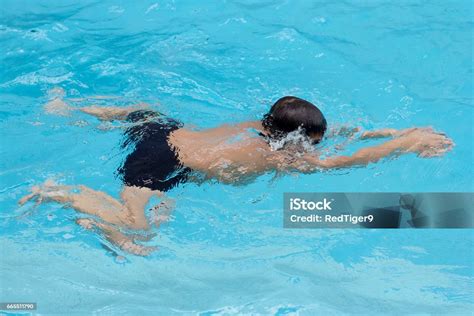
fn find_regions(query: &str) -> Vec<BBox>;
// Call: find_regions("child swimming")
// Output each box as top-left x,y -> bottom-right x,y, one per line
20,95 -> 453,255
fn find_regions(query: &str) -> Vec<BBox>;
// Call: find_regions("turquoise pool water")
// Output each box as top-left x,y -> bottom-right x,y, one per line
1,0 -> 473,314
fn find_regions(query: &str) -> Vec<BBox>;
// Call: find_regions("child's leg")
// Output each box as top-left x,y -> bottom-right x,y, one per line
43,87 -> 150,121
19,181 -> 125,226
44,97 -> 73,116
119,185 -> 161,230
150,197 -> 176,228
19,181 -> 161,230
76,218 -> 156,256
79,103 -> 150,121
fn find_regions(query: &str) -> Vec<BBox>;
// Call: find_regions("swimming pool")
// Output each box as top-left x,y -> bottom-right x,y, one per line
1,0 -> 473,314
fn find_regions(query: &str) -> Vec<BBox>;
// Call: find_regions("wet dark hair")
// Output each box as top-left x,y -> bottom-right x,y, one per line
262,96 -> 327,141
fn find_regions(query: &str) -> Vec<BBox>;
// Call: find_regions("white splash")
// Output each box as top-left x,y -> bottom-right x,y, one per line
267,126 -> 316,153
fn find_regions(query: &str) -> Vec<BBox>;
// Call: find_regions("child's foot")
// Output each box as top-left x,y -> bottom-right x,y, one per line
44,98 -> 73,116
150,199 -> 175,227
18,180 -> 70,206
76,218 -> 96,230
117,239 -> 157,257
76,218 -> 157,256
18,185 -> 42,206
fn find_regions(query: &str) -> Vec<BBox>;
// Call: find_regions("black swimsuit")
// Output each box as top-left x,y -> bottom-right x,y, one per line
117,110 -> 190,192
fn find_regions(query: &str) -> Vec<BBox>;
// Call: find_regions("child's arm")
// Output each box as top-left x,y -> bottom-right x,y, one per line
290,128 -> 453,171
360,127 -> 419,139
327,125 -> 361,137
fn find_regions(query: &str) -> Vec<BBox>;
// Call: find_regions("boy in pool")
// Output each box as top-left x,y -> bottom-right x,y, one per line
20,96 -> 453,255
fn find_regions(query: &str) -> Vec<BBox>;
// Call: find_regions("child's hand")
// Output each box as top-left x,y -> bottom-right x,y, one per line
397,128 -> 454,157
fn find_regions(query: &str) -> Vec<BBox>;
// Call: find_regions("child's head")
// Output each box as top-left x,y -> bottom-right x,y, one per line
262,96 -> 327,143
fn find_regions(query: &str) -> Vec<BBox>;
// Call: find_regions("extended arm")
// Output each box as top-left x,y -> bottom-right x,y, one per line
319,137 -> 410,168
325,126 -> 411,153
360,128 -> 419,139
288,128 -> 453,171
